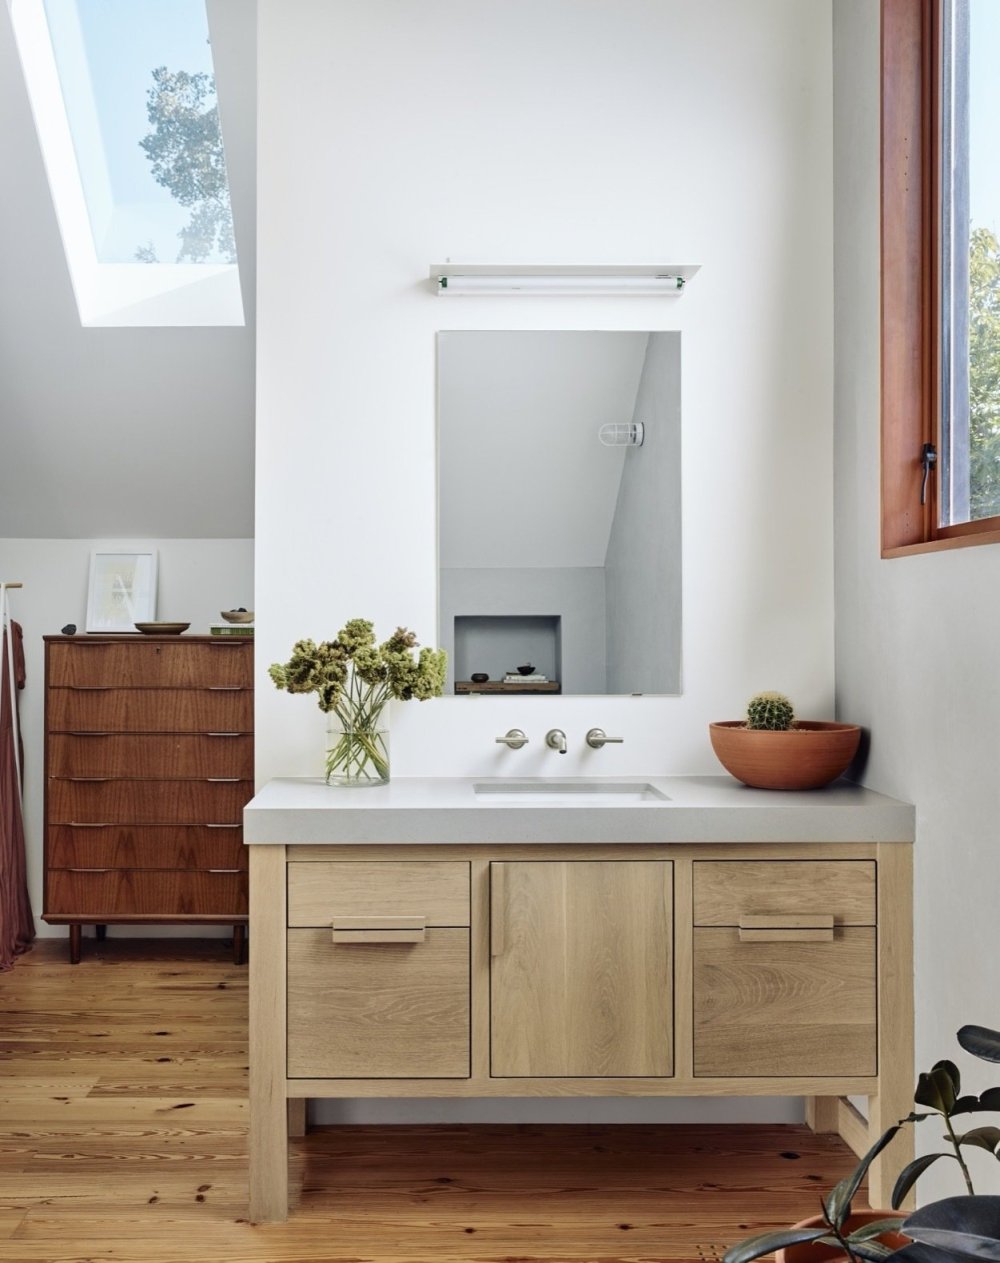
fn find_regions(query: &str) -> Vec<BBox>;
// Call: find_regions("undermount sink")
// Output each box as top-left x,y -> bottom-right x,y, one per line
473,781 -> 670,804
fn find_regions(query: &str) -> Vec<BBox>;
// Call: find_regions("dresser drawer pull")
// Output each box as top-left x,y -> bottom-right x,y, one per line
65,777 -> 111,783
68,822 -> 113,828
331,915 -> 426,944
66,685 -> 112,691
207,868 -> 243,874
207,686 -> 244,691
738,914 -> 835,943
66,867 -> 110,873
205,777 -> 242,783
205,823 -> 242,829
67,732 -> 111,737
207,732 -> 242,737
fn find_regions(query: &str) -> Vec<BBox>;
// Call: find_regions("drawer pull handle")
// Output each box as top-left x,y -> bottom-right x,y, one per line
207,732 -> 242,738
738,914 -> 835,943
65,777 -> 111,783
206,778 -> 241,783
67,732 -> 111,737
207,686 -> 243,692
68,822 -> 113,828
205,823 -> 241,829
331,915 -> 426,944
67,685 -> 112,691
208,869 -> 243,874
66,867 -> 110,873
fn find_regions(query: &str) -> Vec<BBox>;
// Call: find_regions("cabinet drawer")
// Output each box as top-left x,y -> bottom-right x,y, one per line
46,869 -> 248,917
692,860 -> 876,926
47,640 -> 252,688
693,926 -> 876,1077
287,861 -> 470,928
48,688 -> 253,733
47,824 -> 246,871
287,927 -> 470,1078
47,733 -> 254,779
48,778 -> 253,825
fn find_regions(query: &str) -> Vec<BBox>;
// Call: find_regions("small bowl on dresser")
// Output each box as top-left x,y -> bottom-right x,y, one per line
221,609 -> 254,624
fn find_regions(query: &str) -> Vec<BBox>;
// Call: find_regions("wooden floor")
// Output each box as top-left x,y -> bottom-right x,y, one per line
0,938 -> 864,1263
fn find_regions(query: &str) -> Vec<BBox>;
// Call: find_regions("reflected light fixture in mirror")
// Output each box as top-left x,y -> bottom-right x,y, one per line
431,264 -> 699,296
437,331 -> 682,698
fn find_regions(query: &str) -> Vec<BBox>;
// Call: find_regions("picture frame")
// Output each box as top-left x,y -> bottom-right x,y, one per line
85,550 -> 158,633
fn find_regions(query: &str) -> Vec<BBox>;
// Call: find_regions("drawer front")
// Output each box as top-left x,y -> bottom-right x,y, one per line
48,779 -> 253,825
47,640 -> 252,688
693,926 -> 877,1077
47,824 -> 246,871
287,927 -> 470,1078
693,860 -> 876,926
46,869 -> 248,917
47,733 -> 254,779
287,861 -> 470,928
48,688 -> 253,733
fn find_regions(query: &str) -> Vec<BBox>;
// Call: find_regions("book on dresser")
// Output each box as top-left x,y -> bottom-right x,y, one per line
43,634 -> 253,964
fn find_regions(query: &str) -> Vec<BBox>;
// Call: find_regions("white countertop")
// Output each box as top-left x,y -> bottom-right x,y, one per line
243,775 -> 915,846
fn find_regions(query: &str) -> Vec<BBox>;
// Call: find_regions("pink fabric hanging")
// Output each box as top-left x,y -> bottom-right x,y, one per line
0,620 -> 35,970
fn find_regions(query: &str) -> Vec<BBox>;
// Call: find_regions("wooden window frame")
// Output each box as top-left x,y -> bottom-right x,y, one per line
881,0 -> 1000,556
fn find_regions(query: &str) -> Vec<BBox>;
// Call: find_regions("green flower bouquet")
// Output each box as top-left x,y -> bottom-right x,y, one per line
269,619 -> 447,787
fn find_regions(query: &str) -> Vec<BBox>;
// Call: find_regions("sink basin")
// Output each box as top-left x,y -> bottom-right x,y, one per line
473,781 -> 670,805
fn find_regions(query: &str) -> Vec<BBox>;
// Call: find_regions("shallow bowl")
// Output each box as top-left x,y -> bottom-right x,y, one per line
709,720 -> 861,790
221,609 -> 254,623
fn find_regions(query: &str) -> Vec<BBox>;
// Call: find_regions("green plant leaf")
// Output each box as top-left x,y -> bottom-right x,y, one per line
956,1127 -> 1000,1153
849,1242 -> 898,1261
825,1124 -> 902,1227
722,1226 -> 829,1263
954,1096 -> 990,1116
979,1088 -> 1000,1112
958,1026 -> 1000,1065
892,1153 -> 951,1208
916,1064 -> 960,1113
849,1217 -> 908,1241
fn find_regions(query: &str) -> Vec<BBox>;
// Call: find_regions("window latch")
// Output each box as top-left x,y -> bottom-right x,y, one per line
920,442 -> 937,506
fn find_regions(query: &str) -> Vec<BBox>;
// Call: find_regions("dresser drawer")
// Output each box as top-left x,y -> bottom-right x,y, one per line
692,860 -> 876,926
47,733 -> 253,778
48,778 -> 253,825
46,869 -> 248,918
287,861 -> 470,928
47,824 -> 246,871
47,640 -> 252,688
48,688 -> 253,733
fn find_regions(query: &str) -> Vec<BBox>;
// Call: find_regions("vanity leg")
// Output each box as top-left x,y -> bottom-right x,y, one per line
249,845 -> 288,1223
805,1096 -> 840,1132
867,843 -> 915,1209
287,1098 -> 307,1138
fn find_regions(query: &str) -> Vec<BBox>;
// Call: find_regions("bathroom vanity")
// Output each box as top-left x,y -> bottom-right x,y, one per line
245,776 -> 914,1223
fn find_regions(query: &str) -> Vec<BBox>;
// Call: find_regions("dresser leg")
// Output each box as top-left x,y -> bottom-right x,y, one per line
69,925 -> 82,964
233,924 -> 246,965
95,924 -> 107,941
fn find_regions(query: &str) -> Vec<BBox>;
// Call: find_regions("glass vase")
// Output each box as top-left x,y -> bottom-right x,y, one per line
325,709 -> 390,787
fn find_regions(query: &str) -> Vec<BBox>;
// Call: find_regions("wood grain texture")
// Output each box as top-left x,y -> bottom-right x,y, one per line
45,638 -> 253,688
47,733 -> 254,779
693,860 -> 876,926
693,928 -> 877,1077
48,778 -> 253,825
490,861 -> 673,1077
287,928 -> 470,1079
47,825 -> 246,871
46,869 -> 248,917
287,861 -> 470,928
47,688 -> 253,733
0,938 -> 879,1258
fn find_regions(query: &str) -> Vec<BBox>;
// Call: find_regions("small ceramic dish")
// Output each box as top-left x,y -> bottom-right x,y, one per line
134,622 -> 190,635
221,609 -> 254,623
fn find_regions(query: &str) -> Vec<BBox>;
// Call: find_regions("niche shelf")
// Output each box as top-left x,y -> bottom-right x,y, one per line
453,615 -> 561,694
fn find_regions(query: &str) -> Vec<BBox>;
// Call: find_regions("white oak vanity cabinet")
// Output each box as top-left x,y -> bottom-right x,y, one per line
248,814 -> 913,1224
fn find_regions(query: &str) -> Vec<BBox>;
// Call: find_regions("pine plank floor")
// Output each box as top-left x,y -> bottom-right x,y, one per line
0,938 -> 863,1263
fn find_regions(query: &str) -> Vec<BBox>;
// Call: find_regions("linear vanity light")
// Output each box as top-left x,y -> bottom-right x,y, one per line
430,264 -> 699,296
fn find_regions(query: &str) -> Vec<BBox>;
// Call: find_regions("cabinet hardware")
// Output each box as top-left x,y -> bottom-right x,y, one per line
207,686 -> 243,691
208,869 -> 243,874
206,778 -> 241,783
205,823 -> 241,829
738,913 -> 835,942
68,822 -> 113,828
490,863 -> 506,956
67,685 -> 112,691
68,732 -> 111,737
66,777 -> 110,782
331,915 -> 426,944
207,732 -> 242,737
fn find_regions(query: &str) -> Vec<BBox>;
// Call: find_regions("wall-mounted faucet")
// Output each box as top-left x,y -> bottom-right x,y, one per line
586,728 -> 624,749
495,729 -> 529,750
545,728 -> 568,754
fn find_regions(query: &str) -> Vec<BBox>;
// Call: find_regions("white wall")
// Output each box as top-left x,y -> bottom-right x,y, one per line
0,538 -> 254,939
256,0 -> 834,1123
256,0 -> 836,787
834,1 -> 1000,1201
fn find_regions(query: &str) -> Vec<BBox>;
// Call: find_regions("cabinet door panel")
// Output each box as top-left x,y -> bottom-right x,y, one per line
693,861 -> 876,926
47,733 -> 254,778
47,640 -> 252,688
693,927 -> 876,1077
47,688 -> 253,733
288,861 -> 470,928
287,928 -> 470,1078
490,861 -> 673,1078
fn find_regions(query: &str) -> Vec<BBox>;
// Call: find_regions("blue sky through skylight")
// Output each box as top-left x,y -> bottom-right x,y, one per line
42,0 -> 233,264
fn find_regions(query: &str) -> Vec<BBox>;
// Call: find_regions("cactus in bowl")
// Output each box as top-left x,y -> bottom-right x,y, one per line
745,691 -> 795,731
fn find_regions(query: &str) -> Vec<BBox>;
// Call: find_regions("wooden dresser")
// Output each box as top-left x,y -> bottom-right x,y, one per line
43,635 -> 253,963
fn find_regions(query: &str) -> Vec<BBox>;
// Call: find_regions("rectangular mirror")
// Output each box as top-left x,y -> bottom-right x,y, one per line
437,331 -> 682,696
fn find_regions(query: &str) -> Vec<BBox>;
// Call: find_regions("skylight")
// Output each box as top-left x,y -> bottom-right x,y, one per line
9,0 -> 244,326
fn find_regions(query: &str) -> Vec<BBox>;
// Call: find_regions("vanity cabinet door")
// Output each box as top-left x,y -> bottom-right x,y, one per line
692,860 -> 877,1078
490,860 -> 673,1077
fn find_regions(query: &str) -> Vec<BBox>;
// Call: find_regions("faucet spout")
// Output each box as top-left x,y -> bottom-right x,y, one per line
545,728 -> 567,754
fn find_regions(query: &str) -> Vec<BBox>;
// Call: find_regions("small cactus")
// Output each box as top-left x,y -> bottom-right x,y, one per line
746,691 -> 795,731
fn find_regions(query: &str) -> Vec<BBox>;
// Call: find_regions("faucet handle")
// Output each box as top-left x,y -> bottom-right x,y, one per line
586,727 -> 624,749
496,728 -> 529,750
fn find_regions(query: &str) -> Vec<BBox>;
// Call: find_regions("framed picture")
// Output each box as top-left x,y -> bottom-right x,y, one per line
85,550 -> 158,633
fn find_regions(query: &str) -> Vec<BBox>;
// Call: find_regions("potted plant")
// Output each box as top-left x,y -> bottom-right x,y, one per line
723,1024 -> 1000,1263
710,692 -> 861,790
269,619 -> 446,787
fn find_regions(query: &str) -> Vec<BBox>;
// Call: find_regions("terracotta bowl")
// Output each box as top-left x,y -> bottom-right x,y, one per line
775,1211 -> 908,1262
709,720 -> 862,790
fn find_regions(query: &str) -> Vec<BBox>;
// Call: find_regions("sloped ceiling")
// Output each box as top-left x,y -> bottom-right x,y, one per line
0,0 -> 255,539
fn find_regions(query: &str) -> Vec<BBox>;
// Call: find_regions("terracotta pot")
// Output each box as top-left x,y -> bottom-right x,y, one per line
775,1210 -> 908,1262
709,720 -> 862,790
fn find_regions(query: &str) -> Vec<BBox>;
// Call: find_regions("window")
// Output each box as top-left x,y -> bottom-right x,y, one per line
881,0 -> 1000,553
10,0 -> 243,326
